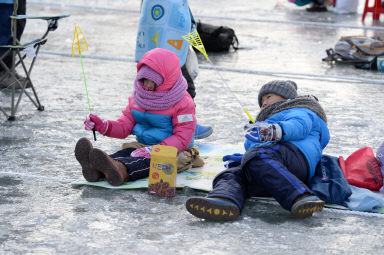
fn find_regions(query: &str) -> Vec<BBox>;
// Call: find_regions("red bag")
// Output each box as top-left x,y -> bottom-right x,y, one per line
339,147 -> 383,191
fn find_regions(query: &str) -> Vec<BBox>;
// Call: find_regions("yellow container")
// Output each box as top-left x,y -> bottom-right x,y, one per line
148,145 -> 178,197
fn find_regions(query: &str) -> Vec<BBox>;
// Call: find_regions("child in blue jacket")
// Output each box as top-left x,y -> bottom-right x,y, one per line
186,80 -> 330,221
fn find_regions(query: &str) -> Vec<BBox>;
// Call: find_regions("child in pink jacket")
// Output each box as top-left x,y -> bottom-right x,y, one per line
74,48 -> 197,186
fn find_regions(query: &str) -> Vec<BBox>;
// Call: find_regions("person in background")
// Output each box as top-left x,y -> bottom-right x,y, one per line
288,0 -> 334,12
185,80 -> 330,221
306,0 -> 327,12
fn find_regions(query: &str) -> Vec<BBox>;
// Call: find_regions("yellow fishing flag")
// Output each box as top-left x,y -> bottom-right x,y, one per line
182,29 -> 209,61
71,23 -> 96,140
72,24 -> 88,57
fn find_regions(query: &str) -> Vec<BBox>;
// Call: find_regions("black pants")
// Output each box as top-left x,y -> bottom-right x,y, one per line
1,0 -> 26,71
109,148 -> 151,181
208,143 -> 312,211
181,64 -> 196,99
313,0 -> 325,5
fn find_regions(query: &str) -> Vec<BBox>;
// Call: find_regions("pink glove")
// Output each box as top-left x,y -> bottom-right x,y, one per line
84,114 -> 109,135
130,146 -> 153,158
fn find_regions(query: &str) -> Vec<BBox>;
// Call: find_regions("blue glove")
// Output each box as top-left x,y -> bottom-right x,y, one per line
245,122 -> 282,143
223,153 -> 243,169
223,153 -> 243,163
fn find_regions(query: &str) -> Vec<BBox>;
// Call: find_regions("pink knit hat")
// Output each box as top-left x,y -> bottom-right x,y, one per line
136,64 -> 164,86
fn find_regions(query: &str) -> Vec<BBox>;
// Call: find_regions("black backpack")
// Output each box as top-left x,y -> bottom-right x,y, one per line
196,21 -> 239,52
323,35 -> 384,71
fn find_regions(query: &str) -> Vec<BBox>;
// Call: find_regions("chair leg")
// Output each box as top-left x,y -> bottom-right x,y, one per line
374,0 -> 380,19
22,46 -> 45,111
363,0 -> 384,21
16,50 -> 44,109
0,49 -> 44,120
362,0 -> 370,22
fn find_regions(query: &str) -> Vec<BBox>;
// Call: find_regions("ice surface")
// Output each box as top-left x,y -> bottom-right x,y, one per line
1,0 -> 384,254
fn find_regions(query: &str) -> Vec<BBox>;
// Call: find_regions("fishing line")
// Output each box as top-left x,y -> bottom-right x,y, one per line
183,30 -> 255,123
72,23 -> 96,141
207,58 -> 255,123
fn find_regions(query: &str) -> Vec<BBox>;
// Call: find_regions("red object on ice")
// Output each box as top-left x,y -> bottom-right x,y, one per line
339,147 -> 383,191
362,0 -> 384,21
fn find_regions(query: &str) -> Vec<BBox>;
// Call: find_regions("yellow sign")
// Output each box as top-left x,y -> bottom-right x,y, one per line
148,145 -> 178,197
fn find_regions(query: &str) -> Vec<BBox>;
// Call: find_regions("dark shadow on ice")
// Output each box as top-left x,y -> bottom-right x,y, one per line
0,176 -> 28,205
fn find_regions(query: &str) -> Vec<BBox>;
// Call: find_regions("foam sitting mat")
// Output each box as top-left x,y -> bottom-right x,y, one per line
72,143 -> 244,191
72,143 -> 384,215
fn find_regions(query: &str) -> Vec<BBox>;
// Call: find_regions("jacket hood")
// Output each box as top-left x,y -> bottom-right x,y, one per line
137,48 -> 181,92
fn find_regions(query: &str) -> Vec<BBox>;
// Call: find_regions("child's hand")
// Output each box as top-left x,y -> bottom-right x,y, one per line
223,153 -> 243,163
131,146 -> 153,158
84,114 -> 108,135
245,122 -> 282,143
223,153 -> 243,169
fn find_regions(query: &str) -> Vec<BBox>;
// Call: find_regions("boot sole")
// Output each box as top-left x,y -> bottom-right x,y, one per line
186,197 -> 240,221
75,137 -> 100,182
291,200 -> 325,219
89,148 -> 124,186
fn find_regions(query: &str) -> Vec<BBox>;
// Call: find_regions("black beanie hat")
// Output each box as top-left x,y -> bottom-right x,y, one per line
258,80 -> 298,107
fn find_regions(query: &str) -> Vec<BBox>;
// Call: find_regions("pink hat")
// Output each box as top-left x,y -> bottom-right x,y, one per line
136,64 -> 164,86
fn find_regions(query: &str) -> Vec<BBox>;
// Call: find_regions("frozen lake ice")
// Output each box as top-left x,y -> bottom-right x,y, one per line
1,0 -> 384,254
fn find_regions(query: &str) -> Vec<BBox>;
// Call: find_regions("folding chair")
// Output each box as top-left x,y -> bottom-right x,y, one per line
0,0 -> 69,120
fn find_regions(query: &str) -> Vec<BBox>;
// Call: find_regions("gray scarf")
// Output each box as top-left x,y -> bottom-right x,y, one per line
256,95 -> 327,123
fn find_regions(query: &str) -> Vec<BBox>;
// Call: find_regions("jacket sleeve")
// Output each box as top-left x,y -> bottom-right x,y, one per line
276,109 -> 315,142
104,102 -> 136,139
159,95 -> 196,152
244,108 -> 322,150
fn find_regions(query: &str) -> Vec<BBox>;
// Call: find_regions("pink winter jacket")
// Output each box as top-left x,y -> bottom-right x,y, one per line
103,49 -> 196,152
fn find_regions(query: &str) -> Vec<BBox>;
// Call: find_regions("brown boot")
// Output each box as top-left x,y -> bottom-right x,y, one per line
74,137 -> 104,182
89,148 -> 129,186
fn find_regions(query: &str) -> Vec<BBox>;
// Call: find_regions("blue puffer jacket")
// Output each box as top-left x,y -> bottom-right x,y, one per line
244,108 -> 330,180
